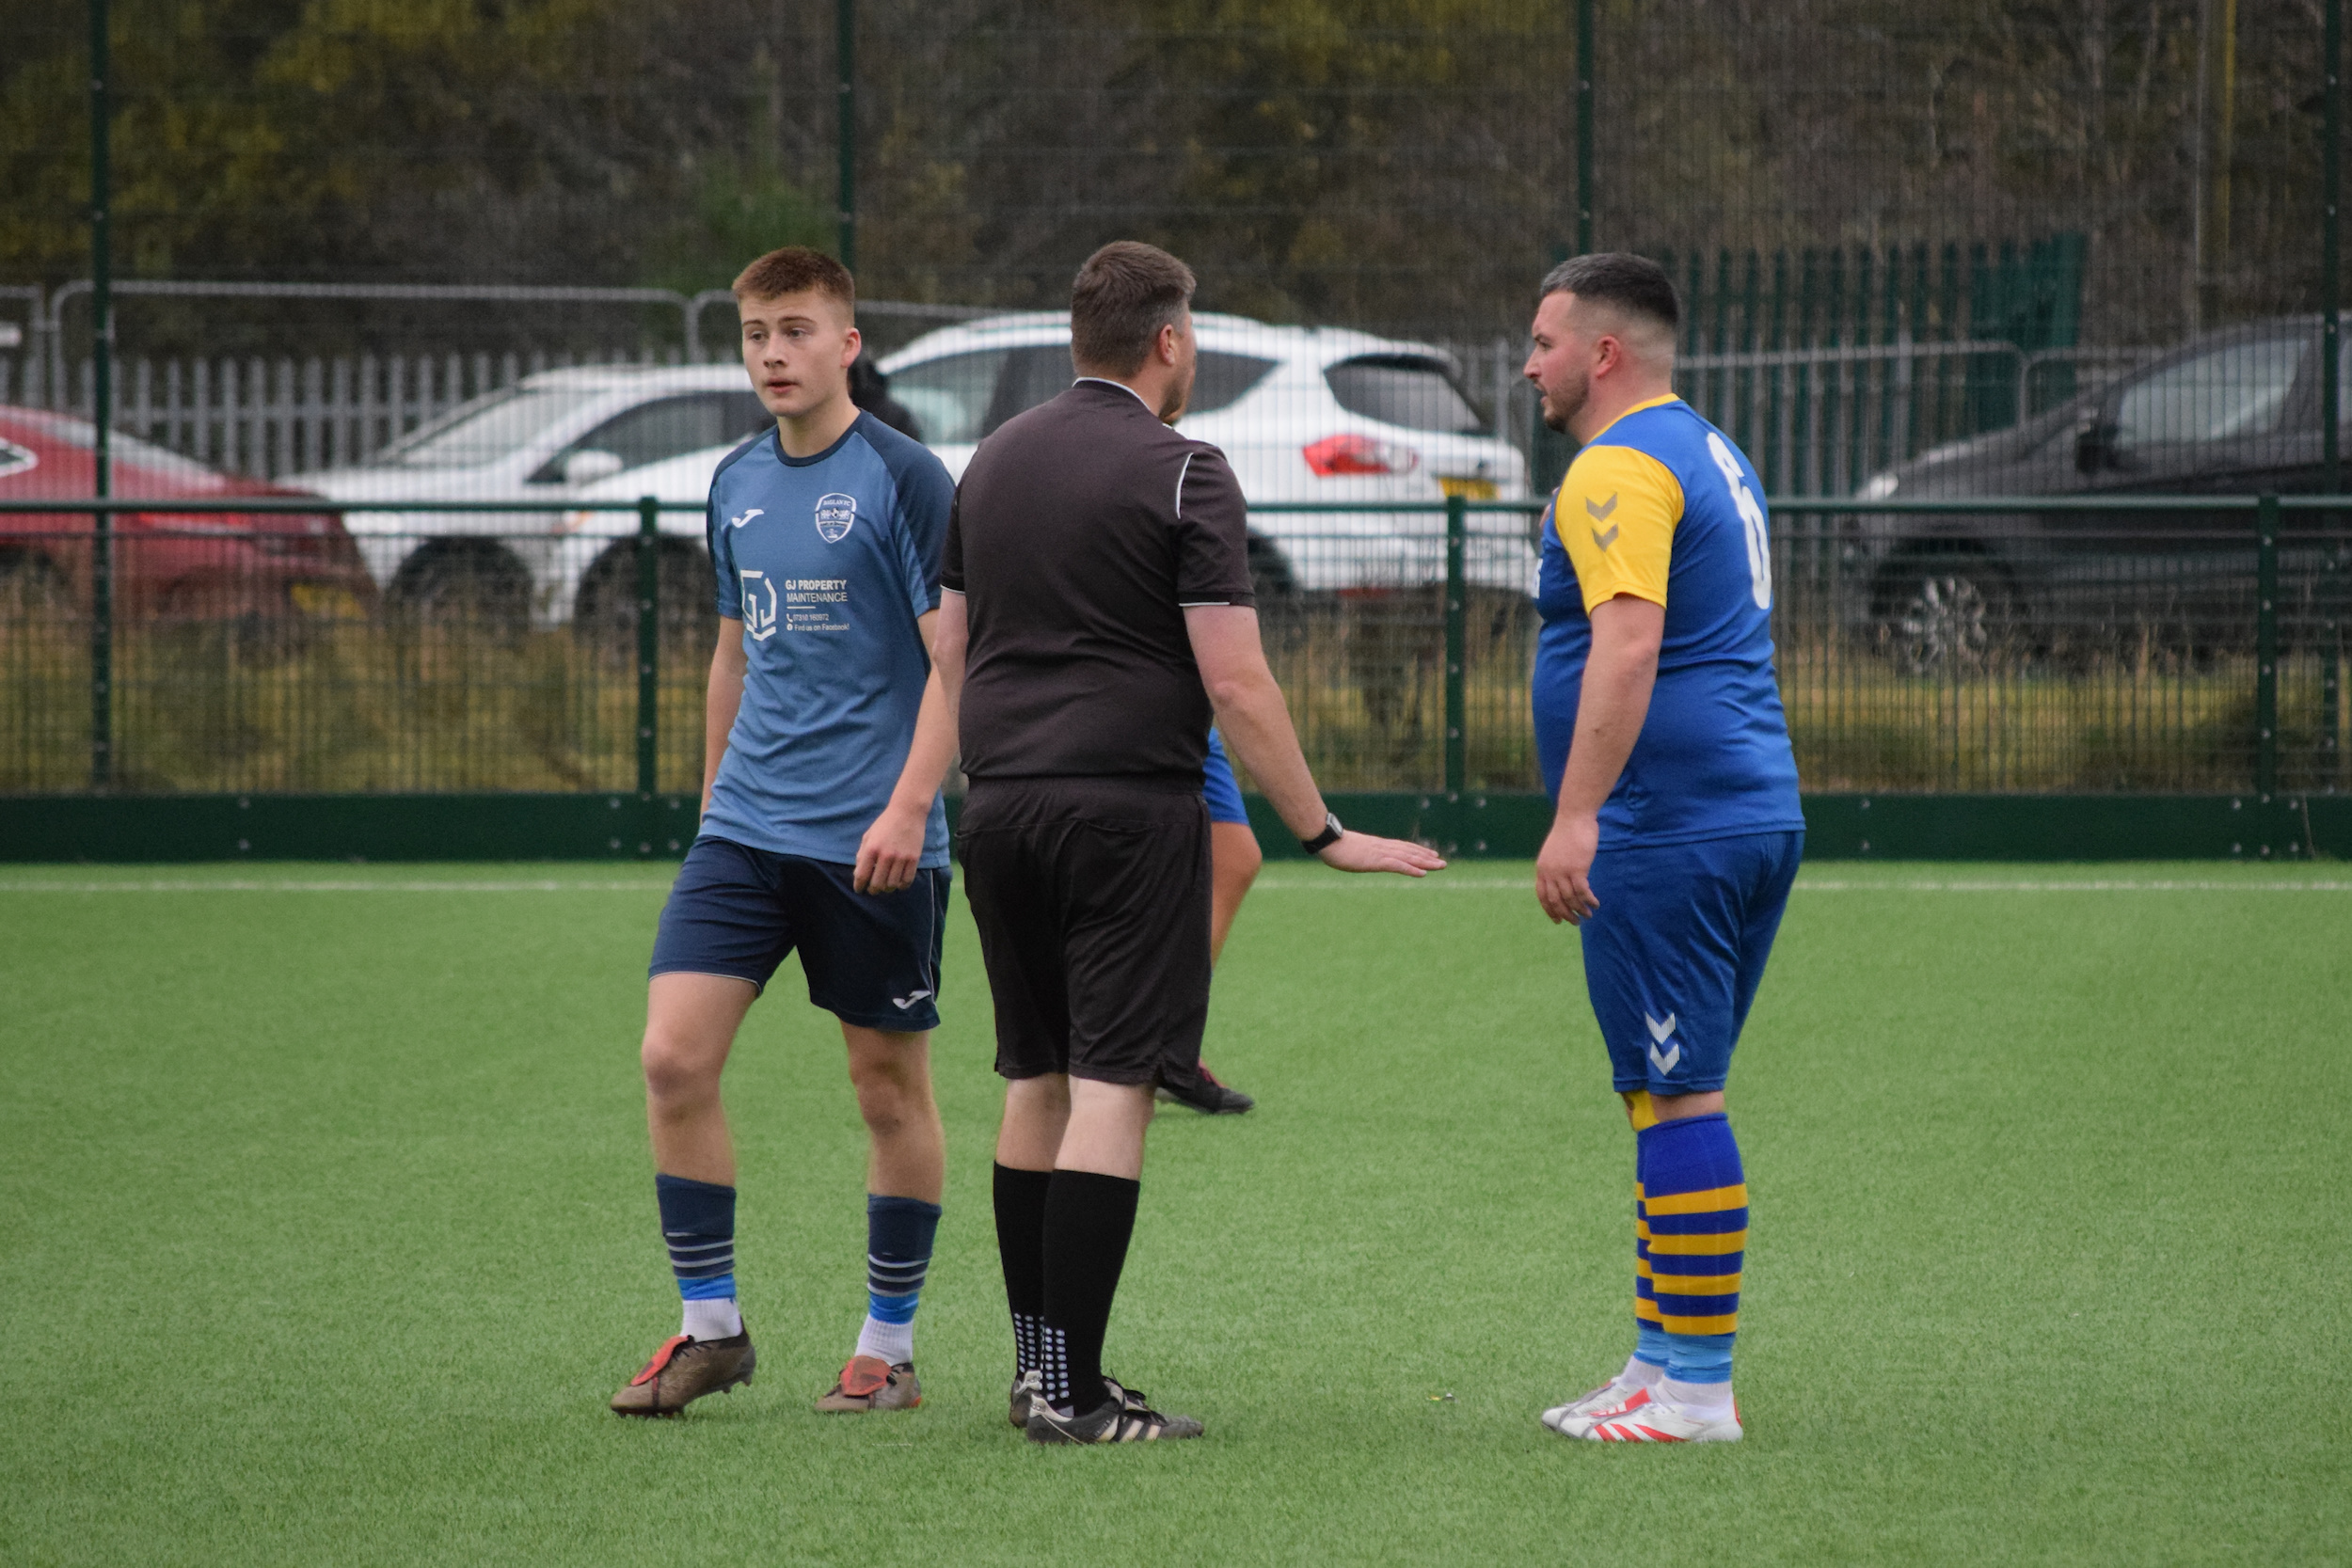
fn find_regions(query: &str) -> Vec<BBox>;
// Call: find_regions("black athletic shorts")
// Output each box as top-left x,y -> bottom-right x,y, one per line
648,835 -> 948,1032
958,776 -> 1212,1089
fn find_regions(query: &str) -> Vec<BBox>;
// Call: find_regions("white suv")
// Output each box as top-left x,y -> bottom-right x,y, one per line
284,366 -> 769,631
882,312 -> 1527,594
564,312 -> 1530,601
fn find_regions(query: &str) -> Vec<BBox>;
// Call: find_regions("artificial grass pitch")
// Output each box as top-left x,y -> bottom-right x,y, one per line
0,863 -> 2344,1566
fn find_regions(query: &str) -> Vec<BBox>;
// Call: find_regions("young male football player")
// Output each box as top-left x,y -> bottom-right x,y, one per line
611,246 -> 960,1418
1521,253 -> 1804,1443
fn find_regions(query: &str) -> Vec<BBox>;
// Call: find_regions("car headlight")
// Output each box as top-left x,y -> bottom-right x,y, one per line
1856,472 -> 1899,501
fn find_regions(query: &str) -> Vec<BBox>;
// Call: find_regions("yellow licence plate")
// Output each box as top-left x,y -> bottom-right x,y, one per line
290,583 -> 366,620
1437,477 -> 1498,500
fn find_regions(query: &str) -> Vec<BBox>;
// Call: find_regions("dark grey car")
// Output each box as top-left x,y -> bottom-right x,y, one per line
1846,317 -> 2344,666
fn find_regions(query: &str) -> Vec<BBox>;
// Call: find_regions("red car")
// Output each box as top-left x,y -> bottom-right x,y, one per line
0,406 -> 374,623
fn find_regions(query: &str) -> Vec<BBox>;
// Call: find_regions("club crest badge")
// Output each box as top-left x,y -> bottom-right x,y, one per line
814,492 -> 857,544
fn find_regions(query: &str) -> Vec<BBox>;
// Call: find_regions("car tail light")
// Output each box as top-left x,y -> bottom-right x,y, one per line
1302,434 -> 1421,477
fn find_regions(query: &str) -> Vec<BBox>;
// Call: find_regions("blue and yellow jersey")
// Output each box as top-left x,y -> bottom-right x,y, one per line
1533,394 -> 1803,847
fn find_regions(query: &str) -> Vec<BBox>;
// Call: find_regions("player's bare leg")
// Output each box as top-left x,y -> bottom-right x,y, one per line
1161,820 -> 1263,1114
817,1024 -> 946,1413
845,1024 -> 945,1203
614,973 -> 758,1416
641,973 -> 757,1183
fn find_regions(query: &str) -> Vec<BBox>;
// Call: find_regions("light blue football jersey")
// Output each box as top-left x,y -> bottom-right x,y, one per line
701,412 -> 953,868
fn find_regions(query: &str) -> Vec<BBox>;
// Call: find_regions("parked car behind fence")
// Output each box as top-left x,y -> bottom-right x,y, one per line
0,405 -> 372,630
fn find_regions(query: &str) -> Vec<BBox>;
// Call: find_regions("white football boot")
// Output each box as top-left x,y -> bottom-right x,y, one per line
1576,1393 -> 1742,1443
1540,1360 -> 1661,1436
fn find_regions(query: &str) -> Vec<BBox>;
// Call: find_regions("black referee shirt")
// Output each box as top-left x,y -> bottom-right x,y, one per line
942,377 -> 1256,782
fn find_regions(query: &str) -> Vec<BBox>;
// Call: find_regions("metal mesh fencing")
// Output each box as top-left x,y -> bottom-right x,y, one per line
4,498 -> 2342,800
1,0 -> 2344,805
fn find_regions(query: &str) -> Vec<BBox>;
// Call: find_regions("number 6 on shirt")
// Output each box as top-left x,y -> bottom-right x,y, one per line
1707,431 -> 1771,610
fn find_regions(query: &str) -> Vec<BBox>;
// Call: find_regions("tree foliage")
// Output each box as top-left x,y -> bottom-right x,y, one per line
0,0 -> 2330,344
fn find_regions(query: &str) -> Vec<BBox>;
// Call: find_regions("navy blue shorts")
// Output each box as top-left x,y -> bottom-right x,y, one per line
1580,830 -> 1803,1096
1201,729 -> 1248,826
649,835 -> 948,1033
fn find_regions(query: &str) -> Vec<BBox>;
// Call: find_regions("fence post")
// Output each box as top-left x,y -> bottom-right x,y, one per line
1575,0 -> 1595,255
635,497 -> 660,855
1443,493 -> 1468,846
835,0 -> 857,271
2326,0 -> 2344,784
2256,494 -> 2280,801
87,0 -> 113,790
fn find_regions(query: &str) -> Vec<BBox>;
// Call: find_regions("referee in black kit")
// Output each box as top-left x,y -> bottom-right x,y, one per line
931,241 -> 1447,1444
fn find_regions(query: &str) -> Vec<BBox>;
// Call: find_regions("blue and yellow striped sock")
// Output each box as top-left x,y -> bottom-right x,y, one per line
1628,1092 -> 1669,1370
1637,1112 -> 1745,1406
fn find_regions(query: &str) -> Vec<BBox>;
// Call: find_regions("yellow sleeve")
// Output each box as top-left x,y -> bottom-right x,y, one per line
1553,444 -> 1684,612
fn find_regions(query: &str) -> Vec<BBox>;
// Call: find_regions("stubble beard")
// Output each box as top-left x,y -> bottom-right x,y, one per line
1539,368 -> 1589,435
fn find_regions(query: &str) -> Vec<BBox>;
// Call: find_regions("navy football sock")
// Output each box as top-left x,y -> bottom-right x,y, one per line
655,1172 -> 740,1339
856,1194 -> 942,1365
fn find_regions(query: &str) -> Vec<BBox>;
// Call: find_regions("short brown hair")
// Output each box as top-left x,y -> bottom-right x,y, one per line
733,246 -> 856,315
1070,242 -> 1196,374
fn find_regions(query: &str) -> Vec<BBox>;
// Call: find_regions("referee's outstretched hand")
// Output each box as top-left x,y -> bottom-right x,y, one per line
1318,832 -> 1447,877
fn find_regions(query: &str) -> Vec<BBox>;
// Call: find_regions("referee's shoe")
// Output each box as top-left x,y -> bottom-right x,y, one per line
1154,1062 -> 1253,1115
1024,1372 -> 1203,1444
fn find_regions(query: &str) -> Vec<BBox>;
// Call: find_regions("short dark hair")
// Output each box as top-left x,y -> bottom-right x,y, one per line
733,246 -> 856,315
1070,242 -> 1197,374
1537,252 -> 1678,336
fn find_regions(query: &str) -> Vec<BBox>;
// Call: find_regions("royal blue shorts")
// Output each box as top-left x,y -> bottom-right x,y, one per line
1580,830 -> 1803,1096
1202,728 -> 1248,826
649,835 -> 948,1032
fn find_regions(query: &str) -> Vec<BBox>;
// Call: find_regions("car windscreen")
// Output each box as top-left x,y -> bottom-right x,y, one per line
2113,337 -> 2309,447
379,386 -> 603,467
8,411 -> 222,483
1323,356 -> 1485,434
886,350 -> 1010,445
1185,353 -> 1279,417
536,392 -> 770,480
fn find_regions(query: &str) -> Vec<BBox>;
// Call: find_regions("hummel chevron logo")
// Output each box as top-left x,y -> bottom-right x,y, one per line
727,508 -> 765,530
1586,494 -> 1619,551
1645,1012 -> 1680,1075
891,989 -> 934,1010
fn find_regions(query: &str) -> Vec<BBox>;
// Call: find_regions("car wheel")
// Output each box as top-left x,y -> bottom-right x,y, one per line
1879,558 -> 2010,673
573,540 -> 715,665
387,543 -> 531,645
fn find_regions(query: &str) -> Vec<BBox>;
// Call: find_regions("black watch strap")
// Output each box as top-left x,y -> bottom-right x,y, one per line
1300,812 -> 1343,855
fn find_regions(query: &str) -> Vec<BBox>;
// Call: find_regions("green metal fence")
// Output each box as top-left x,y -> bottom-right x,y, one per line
4,495 -> 2346,844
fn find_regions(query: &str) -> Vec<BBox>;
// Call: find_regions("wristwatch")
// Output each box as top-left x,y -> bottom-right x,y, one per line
1300,811 -> 1343,855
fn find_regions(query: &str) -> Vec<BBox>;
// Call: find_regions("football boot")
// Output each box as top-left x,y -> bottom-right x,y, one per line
815,1354 -> 921,1413
610,1329 -> 755,1417
1154,1063 -> 1255,1115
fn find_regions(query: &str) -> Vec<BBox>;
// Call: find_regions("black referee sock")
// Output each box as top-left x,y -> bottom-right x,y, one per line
992,1163 -> 1053,1381
1039,1169 -> 1141,1414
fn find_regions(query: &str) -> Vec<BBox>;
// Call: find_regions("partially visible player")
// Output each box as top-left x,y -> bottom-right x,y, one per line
1154,726 -> 1259,1115
611,246 -> 960,1419
1521,254 -> 1804,1444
